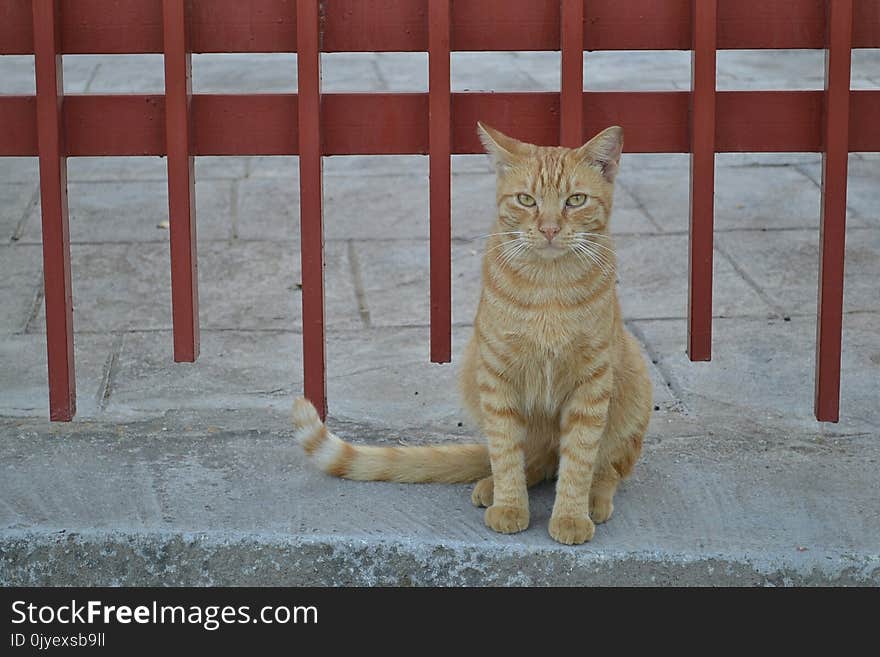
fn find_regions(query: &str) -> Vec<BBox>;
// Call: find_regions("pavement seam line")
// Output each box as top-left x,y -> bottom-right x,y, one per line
713,239 -> 787,319
97,332 -> 125,413
792,162 -> 861,221
23,271 -> 45,334
614,179 -> 664,232
347,240 -> 372,328
10,186 -> 40,243
230,178 -> 240,240
626,319 -> 690,414
83,62 -> 102,93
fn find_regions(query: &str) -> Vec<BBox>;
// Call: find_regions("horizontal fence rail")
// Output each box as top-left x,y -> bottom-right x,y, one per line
1,0 -> 878,422
3,0 -> 880,53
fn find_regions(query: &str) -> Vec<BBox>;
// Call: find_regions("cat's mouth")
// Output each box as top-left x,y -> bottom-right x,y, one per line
532,242 -> 569,259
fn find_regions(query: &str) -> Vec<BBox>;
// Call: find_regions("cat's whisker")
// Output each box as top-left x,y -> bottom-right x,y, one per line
572,238 -> 617,270
485,237 -> 523,256
572,242 -> 614,279
497,240 -> 529,268
574,231 -> 613,241
499,242 -> 526,267
468,231 -> 524,242
573,236 -> 617,257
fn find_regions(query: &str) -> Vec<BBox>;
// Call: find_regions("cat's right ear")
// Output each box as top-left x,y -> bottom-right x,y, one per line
477,122 -> 523,172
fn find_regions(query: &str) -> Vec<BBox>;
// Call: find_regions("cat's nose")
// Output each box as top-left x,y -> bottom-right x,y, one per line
539,225 -> 560,242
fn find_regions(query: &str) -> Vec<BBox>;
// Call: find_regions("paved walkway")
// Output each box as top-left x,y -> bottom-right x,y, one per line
1,51 -> 878,584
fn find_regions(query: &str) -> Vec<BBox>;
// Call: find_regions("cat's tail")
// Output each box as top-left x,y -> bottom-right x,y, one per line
292,397 -> 490,483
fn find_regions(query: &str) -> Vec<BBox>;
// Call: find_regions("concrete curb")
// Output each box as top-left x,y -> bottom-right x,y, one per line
3,530 -> 878,586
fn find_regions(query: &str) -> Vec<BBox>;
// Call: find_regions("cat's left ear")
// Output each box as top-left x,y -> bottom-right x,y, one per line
576,126 -> 624,182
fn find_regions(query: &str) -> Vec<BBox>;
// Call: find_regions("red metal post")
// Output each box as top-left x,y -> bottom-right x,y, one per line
297,0 -> 327,419
162,0 -> 200,362
428,0 -> 451,363
815,0 -> 853,423
559,0 -> 584,147
32,0 -> 75,421
687,0 -> 717,362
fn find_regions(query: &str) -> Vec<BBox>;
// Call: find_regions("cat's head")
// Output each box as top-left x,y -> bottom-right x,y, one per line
477,122 -> 622,261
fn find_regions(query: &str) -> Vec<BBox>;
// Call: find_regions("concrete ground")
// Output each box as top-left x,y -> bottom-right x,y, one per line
1,51 -> 879,585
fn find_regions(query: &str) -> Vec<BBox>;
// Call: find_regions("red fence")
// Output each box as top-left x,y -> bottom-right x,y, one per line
2,0 -> 878,422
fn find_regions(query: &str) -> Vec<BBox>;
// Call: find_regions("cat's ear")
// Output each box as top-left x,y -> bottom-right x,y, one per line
577,126 -> 624,182
477,122 -> 526,172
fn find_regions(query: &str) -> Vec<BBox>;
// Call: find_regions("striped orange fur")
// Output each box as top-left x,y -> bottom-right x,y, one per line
293,123 -> 652,545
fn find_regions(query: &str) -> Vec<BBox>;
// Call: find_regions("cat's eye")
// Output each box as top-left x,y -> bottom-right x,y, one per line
516,193 -> 536,207
565,193 -> 588,208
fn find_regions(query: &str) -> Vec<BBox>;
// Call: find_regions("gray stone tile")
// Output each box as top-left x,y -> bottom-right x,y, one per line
634,313 -> 879,434
583,51 -> 689,90
851,50 -> 880,84
614,157 -> 688,233
451,172 -> 497,240
844,158 -> 880,225
18,179 -> 234,243
30,243 -> 172,332
0,158 -> 38,184
196,240 -> 360,331
716,228 -> 880,316
373,52 -> 427,92
326,326 -> 469,432
616,233 -> 772,320
793,156 -> 880,224
237,172 -> 431,241
0,332 -> 114,418
29,240 -> 360,333
851,77 -> 880,90
105,330 -> 303,418
0,245 -> 41,333
0,56 -> 35,94
453,154 -> 494,174
84,54 -> 165,93
62,55 -> 103,93
717,50 -> 824,90
326,155 -> 429,178
451,52 -> 556,91
620,157 -> 860,232
610,184 -> 659,234
193,54 -> 296,92
0,182 -> 36,242
67,157 -> 167,182
234,174 -> 299,241
322,53 -> 385,92
511,51 -> 560,90
353,240 -> 481,328
714,165 -> 831,230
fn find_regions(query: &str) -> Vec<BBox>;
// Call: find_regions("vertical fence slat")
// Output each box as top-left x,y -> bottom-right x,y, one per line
560,0 -> 584,147
33,0 -> 75,421
815,0 -> 853,423
428,0 -> 452,363
688,0 -> 717,362
162,0 -> 200,362
297,0 -> 327,419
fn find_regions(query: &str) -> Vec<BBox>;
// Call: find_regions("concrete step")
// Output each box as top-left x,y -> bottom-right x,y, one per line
1,411 -> 877,586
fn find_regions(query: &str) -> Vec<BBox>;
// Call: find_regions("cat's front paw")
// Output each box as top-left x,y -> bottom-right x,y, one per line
471,476 -> 494,507
548,514 -> 595,545
589,496 -> 614,524
484,504 -> 529,534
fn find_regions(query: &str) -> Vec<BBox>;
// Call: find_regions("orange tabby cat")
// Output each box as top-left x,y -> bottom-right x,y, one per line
292,123 -> 652,544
